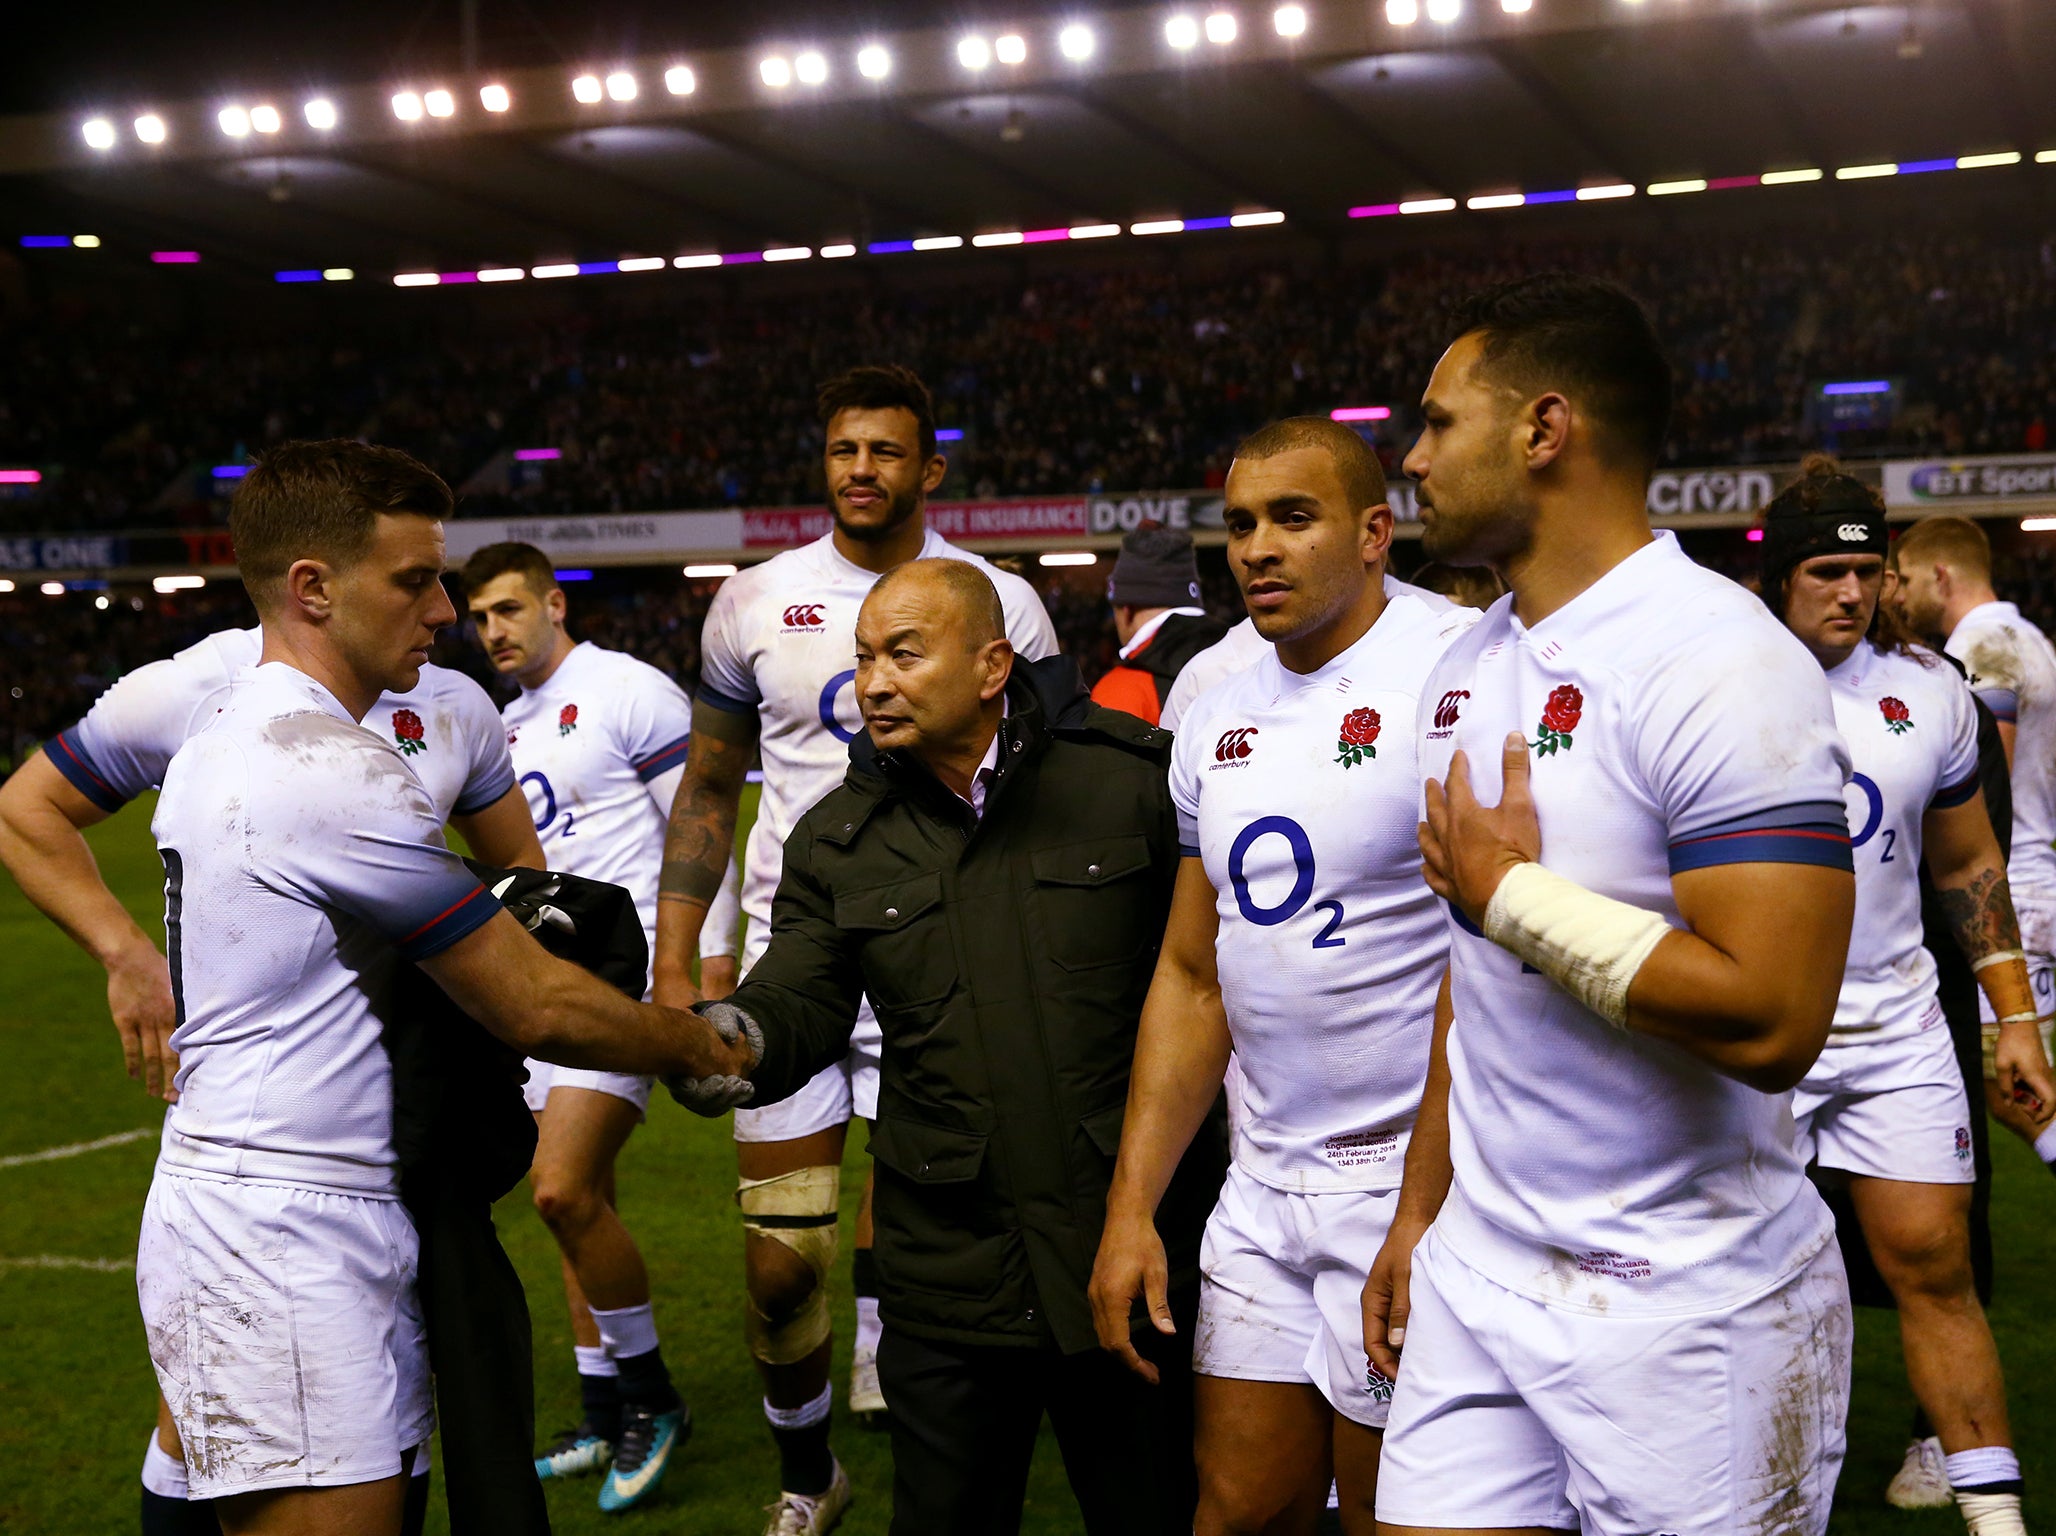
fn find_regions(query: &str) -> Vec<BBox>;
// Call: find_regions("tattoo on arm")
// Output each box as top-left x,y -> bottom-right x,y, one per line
1936,865 -> 2023,964
659,708 -> 756,911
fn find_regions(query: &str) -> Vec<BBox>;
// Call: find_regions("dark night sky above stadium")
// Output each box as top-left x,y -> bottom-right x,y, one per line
3,1 -> 1103,116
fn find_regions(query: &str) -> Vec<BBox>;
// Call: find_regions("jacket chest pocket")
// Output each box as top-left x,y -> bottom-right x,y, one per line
834,873 -> 955,1010
1030,834 -> 1156,973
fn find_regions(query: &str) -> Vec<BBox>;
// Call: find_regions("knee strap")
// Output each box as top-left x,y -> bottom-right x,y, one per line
738,1166 -> 841,1365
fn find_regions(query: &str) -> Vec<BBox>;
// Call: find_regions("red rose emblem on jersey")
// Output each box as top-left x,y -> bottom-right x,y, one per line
1335,706 -> 1381,768
392,708 -> 426,756
1880,696 -> 1913,735
559,703 -> 580,737
1531,683 -> 1583,756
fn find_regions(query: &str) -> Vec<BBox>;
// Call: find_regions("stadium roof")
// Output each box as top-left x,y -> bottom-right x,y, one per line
4,0 -> 2051,280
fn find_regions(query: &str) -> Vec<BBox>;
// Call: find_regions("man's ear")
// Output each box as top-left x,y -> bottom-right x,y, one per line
979,639 -> 1015,702
1524,393 -> 1571,471
282,557 -> 335,621
1359,502 -> 1395,567
546,586 -> 569,625
923,454 -> 948,495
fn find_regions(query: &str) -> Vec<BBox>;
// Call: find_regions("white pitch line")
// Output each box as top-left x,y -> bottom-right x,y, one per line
0,1255 -> 134,1273
0,1125 -> 154,1169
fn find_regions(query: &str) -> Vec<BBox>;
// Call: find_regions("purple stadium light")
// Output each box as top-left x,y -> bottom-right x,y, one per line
514,448 -> 563,461
553,569 -> 594,582
275,270 -> 323,283
1348,203 -> 1402,219
20,236 -> 73,248
1021,227 -> 1071,243
935,429 -> 965,442
1821,381 -> 1892,396
152,251 -> 200,264
1330,406 -> 1392,422
213,465 -> 251,479
867,240 -> 915,255
722,251 -> 764,265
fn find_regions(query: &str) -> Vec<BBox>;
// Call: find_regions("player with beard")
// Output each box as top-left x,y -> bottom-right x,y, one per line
652,366 -> 1056,1534
1366,275 -> 1859,1536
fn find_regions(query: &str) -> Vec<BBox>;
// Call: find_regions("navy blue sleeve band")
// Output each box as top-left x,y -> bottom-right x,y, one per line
634,732 -> 693,783
452,759 -> 519,817
396,885 -> 503,962
1178,843 -> 1202,859
1974,687 -> 2019,724
695,684 -> 759,716
1667,821 -> 1854,875
45,728 -> 131,815
1932,773 -> 1982,810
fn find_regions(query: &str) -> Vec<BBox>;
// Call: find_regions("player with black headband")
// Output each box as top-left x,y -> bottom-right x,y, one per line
1764,457 -> 2054,1536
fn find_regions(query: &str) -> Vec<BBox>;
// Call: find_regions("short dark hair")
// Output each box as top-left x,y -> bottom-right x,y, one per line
1446,274 -> 1672,472
229,439 -> 452,609
817,365 -> 938,460
1233,416 -> 1388,513
461,541 -> 560,599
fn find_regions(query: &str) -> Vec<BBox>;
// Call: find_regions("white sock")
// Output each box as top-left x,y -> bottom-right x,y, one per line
140,1429 -> 189,1499
764,1383 -> 834,1431
1948,1446 -> 2024,1488
1948,1447 -> 2026,1536
1955,1492 -> 2027,1536
854,1295 -> 882,1358
574,1343 -> 618,1378
2035,1119 -> 2056,1165
589,1301 -> 660,1361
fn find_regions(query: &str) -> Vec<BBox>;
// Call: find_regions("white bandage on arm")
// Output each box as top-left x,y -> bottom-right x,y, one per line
1482,861 -> 1674,1029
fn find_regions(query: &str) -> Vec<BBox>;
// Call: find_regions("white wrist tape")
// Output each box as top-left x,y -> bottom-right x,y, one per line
1481,861 -> 1674,1030
1972,948 -> 2027,974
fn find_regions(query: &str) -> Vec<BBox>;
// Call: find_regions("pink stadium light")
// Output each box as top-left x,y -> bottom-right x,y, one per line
151,251 -> 200,264
513,448 -> 563,461
1348,203 -> 1403,219
1745,528 -> 1766,542
0,469 -> 43,484
1330,406 -> 1392,422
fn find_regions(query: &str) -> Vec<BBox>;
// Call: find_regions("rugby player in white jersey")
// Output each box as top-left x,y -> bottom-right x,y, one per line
138,440 -> 751,1536
1090,417 -> 1475,1535
1365,276 -> 1860,1536
464,542 -> 741,1512
1765,464 -> 2052,1536
651,366 -> 1057,1532
0,610 -> 540,1536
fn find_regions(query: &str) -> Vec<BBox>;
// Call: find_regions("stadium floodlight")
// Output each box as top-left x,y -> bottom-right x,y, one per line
73,234 -> 101,247
1835,162 -> 1896,180
1231,210 -> 1285,226
1274,5 -> 1308,36
0,579 -> 13,592
912,235 -> 964,250
2040,150 -> 2056,164
392,92 -> 425,122
765,246 -> 814,261
857,45 -> 891,79
1425,0 -> 1461,21
1059,22 -> 1097,58
1956,151 -> 2020,169
1647,178 -> 1706,196
1166,15 -> 1200,49
958,35 -> 993,69
1206,12 -> 1238,43
1400,196 -> 1456,213
480,83 -> 512,112
1039,552 -> 1098,567
760,57 -> 793,87
821,243 -> 857,258
674,253 -> 722,269
1069,222 -> 1120,238
219,106 -> 252,137
974,231 -> 1026,247
996,33 -> 1028,63
1386,0 -> 1420,23
1576,183 -> 1635,200
1761,167 -> 1823,184
303,98 -> 338,130
665,64 -> 696,95
41,582 -> 65,596
394,272 -> 441,286
2023,518 -> 2056,533
1501,0 -> 1532,11
617,256 -> 666,271
83,117 -> 118,149
572,74 -> 604,103
425,90 -> 455,116
250,105 -> 282,133
1467,192 -> 1525,209
1132,218 -> 1185,234
322,267 -> 354,280
477,267 -> 525,282
685,563 -> 740,577
533,263 -> 580,278
605,71 -> 637,101
153,575 -> 207,593
794,52 -> 828,85
133,114 -> 167,144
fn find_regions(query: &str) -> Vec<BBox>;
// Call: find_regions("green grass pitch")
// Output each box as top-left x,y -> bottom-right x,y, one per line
1,794 -> 2050,1532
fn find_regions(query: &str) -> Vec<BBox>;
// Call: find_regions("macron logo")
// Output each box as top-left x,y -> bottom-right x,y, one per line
782,603 -> 827,630
1213,727 -> 1259,763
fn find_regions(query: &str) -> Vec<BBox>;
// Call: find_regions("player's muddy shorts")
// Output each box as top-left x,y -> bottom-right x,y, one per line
138,1170 -> 432,1499
1793,1020 -> 1976,1185
1377,1225 -> 1850,1536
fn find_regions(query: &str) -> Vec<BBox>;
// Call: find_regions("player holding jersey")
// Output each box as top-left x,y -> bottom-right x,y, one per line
1367,276 -> 1860,1536
652,366 -> 1056,1533
140,441 -> 750,1536
1766,464 -> 2053,1536
1091,417 -> 1474,1535
0,618 -> 540,1536
464,542 -> 740,1513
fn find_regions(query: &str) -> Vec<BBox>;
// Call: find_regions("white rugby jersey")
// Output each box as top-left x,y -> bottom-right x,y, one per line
502,642 -> 692,965
49,626 -> 515,825
151,665 -> 501,1195
1171,590 -> 1477,1192
1419,532 -> 1853,1313
1825,641 -> 1981,1041
1947,600 -> 2056,901
1159,577 -> 1454,733
699,529 -> 1058,950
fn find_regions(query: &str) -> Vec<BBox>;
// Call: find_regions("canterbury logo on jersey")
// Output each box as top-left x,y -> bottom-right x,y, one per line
1429,689 -> 1470,736
782,603 -> 828,630
1213,727 -> 1258,763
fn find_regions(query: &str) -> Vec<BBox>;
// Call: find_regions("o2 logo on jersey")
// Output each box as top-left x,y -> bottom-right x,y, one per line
1428,689 -> 1469,737
819,669 -> 859,745
520,771 -> 575,838
783,603 -> 828,632
1846,771 -> 1897,864
1227,815 -> 1346,949
1213,727 -> 1259,765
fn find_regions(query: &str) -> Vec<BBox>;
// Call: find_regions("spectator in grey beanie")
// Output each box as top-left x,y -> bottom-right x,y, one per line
1091,526 -> 1226,726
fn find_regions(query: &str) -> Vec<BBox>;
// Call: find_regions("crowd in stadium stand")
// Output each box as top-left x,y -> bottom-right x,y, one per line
14,539 -> 2056,781
4,228 -> 2054,534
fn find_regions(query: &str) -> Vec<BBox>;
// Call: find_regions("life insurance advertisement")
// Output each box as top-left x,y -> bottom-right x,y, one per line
1885,453 -> 2056,507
